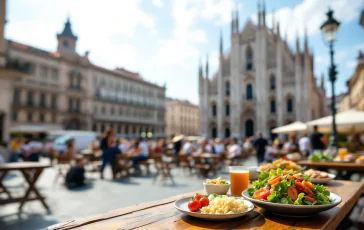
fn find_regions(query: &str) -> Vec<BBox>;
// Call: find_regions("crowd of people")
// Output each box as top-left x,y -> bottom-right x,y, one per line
5,125 -> 364,189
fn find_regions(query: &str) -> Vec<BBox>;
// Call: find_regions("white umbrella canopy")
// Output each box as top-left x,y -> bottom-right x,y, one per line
272,121 -> 309,134
306,110 -> 364,133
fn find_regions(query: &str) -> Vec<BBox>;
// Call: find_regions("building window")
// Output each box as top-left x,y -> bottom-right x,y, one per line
225,81 -> 230,96
41,66 -> 47,80
225,103 -> 230,116
270,99 -> 276,114
28,63 -> 35,75
52,69 -> 59,81
101,106 -> 106,114
111,107 -> 114,115
270,74 -> 275,90
246,46 -> 253,71
92,123 -> 97,131
287,98 -> 293,113
212,104 -> 217,117
247,84 -> 253,100
40,93 -> 46,108
52,113 -> 56,123
27,91 -> 33,106
27,112 -> 33,122
39,113 -> 45,122
63,40 -> 69,48
12,111 -> 17,121
51,95 -> 57,109
13,89 -> 20,104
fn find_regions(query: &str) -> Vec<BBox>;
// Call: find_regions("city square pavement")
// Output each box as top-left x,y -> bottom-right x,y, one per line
0,156 -> 257,230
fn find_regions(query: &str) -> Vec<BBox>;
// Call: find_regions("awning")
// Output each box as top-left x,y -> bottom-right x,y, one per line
272,121 -> 309,134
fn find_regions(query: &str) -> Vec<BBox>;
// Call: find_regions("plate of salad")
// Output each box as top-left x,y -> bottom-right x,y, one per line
242,168 -> 341,216
174,193 -> 254,220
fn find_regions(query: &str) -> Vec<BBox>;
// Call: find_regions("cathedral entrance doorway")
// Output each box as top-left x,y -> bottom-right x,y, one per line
212,127 -> 217,138
224,128 -> 230,138
245,119 -> 254,137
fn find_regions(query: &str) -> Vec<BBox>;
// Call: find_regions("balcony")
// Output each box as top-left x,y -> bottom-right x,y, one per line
68,108 -> 81,114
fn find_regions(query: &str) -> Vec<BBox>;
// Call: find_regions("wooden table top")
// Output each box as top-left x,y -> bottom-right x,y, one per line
47,180 -> 364,230
298,160 -> 364,172
0,162 -> 52,170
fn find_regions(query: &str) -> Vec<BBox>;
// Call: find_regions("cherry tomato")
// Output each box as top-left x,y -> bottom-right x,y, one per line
188,200 -> 201,212
304,187 -> 314,197
287,186 -> 298,201
295,180 -> 306,191
268,175 -> 281,185
304,195 -> 315,203
195,194 -> 202,201
199,197 -> 209,207
253,188 -> 270,200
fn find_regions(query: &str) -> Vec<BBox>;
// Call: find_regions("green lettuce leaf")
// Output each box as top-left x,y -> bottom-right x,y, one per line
294,193 -> 305,205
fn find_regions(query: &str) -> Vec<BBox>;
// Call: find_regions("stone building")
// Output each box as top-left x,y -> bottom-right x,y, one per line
198,3 -> 328,140
0,0 -> 166,142
166,99 -> 199,138
338,51 -> 364,112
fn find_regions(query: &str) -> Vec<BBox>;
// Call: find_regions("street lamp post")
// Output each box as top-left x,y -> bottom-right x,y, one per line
320,8 -> 340,148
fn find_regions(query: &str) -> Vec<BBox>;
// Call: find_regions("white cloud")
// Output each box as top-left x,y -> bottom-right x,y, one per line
152,0 -> 164,8
6,0 -> 156,70
256,0 -> 362,42
346,60 -> 357,68
153,0 -> 235,69
356,43 -> 364,50
315,56 -> 328,64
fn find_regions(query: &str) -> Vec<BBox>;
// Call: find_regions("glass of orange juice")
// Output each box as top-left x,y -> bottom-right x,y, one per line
338,148 -> 347,159
229,166 -> 249,197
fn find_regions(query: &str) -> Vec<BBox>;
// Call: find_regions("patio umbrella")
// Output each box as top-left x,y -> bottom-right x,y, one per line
172,134 -> 184,142
306,110 -> 364,133
272,121 -> 309,134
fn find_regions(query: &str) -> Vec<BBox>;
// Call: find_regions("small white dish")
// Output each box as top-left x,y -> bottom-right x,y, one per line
309,173 -> 336,184
174,196 -> 254,220
203,182 -> 230,195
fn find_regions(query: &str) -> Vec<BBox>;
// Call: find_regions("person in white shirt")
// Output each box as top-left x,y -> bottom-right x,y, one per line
129,138 -> 149,172
214,138 -> 225,156
264,141 -> 276,162
299,134 -> 311,157
182,140 -> 194,155
227,139 -> 241,159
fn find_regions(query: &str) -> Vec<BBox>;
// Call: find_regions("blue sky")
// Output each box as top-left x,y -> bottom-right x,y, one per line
5,0 -> 364,104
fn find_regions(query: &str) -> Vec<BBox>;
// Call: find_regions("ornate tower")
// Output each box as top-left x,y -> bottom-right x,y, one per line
57,16 -> 78,54
294,34 -> 302,121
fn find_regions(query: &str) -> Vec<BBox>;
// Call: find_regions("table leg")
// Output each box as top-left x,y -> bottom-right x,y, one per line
0,170 -> 12,199
19,168 -> 50,211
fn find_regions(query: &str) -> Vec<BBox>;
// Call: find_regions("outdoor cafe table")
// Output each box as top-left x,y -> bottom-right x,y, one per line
0,162 -> 51,211
47,180 -> 364,230
298,160 -> 364,172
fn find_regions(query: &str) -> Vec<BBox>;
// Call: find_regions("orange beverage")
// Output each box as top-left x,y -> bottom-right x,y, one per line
229,166 -> 249,197
338,148 -> 347,156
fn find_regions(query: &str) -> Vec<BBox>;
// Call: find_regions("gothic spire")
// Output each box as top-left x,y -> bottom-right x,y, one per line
277,21 -> 280,38
262,0 -> 266,26
272,9 -> 275,32
304,27 -> 309,52
295,32 -> 300,55
257,1 -> 261,27
235,6 -> 239,33
220,29 -> 223,55
321,73 -> 325,89
231,10 -> 235,35
205,54 -> 209,79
